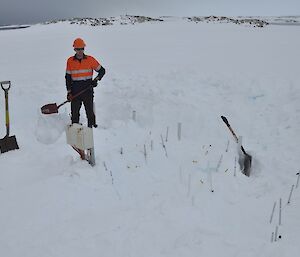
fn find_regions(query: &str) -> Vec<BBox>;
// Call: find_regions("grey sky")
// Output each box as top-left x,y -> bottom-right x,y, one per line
0,0 -> 299,25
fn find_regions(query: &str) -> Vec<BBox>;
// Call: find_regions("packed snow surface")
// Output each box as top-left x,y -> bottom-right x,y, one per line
0,17 -> 300,257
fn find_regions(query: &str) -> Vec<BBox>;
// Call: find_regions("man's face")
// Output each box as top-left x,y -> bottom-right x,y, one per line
74,48 -> 84,59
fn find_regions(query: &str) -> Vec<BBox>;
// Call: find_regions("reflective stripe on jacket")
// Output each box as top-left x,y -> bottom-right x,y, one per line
66,55 -> 101,81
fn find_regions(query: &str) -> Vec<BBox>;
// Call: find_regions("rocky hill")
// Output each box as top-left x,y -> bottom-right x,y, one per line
44,15 -> 270,27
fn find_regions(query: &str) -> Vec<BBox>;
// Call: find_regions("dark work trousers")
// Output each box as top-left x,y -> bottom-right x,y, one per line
71,90 -> 95,128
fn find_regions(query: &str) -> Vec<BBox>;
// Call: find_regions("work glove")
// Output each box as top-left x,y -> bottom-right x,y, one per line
67,91 -> 73,101
91,79 -> 99,87
92,67 -> 105,87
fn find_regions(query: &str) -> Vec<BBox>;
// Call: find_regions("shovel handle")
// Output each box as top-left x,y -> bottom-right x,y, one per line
241,145 -> 247,155
221,116 -> 249,154
69,77 -> 99,100
1,81 -> 11,136
55,86 -> 93,111
1,81 -> 11,91
62,77 -> 98,108
42,81 -> 96,114
221,116 -> 238,143
57,100 -> 69,109
221,116 -> 252,175
221,116 -> 229,126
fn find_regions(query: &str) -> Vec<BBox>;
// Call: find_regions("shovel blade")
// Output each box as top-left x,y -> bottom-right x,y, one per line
0,135 -> 19,153
243,154 -> 252,177
41,103 -> 59,114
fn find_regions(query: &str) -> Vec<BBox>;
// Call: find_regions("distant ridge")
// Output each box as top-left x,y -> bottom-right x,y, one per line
43,15 -> 271,27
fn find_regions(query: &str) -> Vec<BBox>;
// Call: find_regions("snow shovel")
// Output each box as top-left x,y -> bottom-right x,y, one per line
221,116 -> 252,176
0,81 -> 19,153
41,86 -> 92,115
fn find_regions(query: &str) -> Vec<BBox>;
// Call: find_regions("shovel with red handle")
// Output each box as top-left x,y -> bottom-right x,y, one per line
41,86 -> 92,115
40,77 -> 101,115
0,81 -> 19,153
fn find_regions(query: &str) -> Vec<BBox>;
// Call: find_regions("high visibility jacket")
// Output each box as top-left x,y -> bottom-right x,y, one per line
65,54 -> 101,94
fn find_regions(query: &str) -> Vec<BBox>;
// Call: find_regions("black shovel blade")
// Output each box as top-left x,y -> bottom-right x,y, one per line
0,135 -> 19,153
41,103 -> 58,114
242,153 -> 252,177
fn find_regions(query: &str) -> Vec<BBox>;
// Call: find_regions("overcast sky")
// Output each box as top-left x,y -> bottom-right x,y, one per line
0,0 -> 299,25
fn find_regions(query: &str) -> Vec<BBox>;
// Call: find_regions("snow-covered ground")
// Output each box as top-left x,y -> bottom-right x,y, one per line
0,17 -> 300,257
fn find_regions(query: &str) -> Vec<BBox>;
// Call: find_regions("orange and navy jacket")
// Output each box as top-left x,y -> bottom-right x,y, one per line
65,54 -> 101,94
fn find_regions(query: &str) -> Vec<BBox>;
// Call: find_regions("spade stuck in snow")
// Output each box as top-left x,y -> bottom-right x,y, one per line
0,81 -> 19,153
221,115 -> 252,176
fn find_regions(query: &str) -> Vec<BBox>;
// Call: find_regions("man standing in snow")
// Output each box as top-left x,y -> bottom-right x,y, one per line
65,38 -> 105,128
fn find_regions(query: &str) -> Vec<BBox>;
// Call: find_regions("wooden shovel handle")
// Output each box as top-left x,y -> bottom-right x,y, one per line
221,116 -> 238,143
1,81 -> 11,136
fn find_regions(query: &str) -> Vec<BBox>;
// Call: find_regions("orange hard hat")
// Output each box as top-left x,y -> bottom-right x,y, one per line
73,38 -> 86,48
